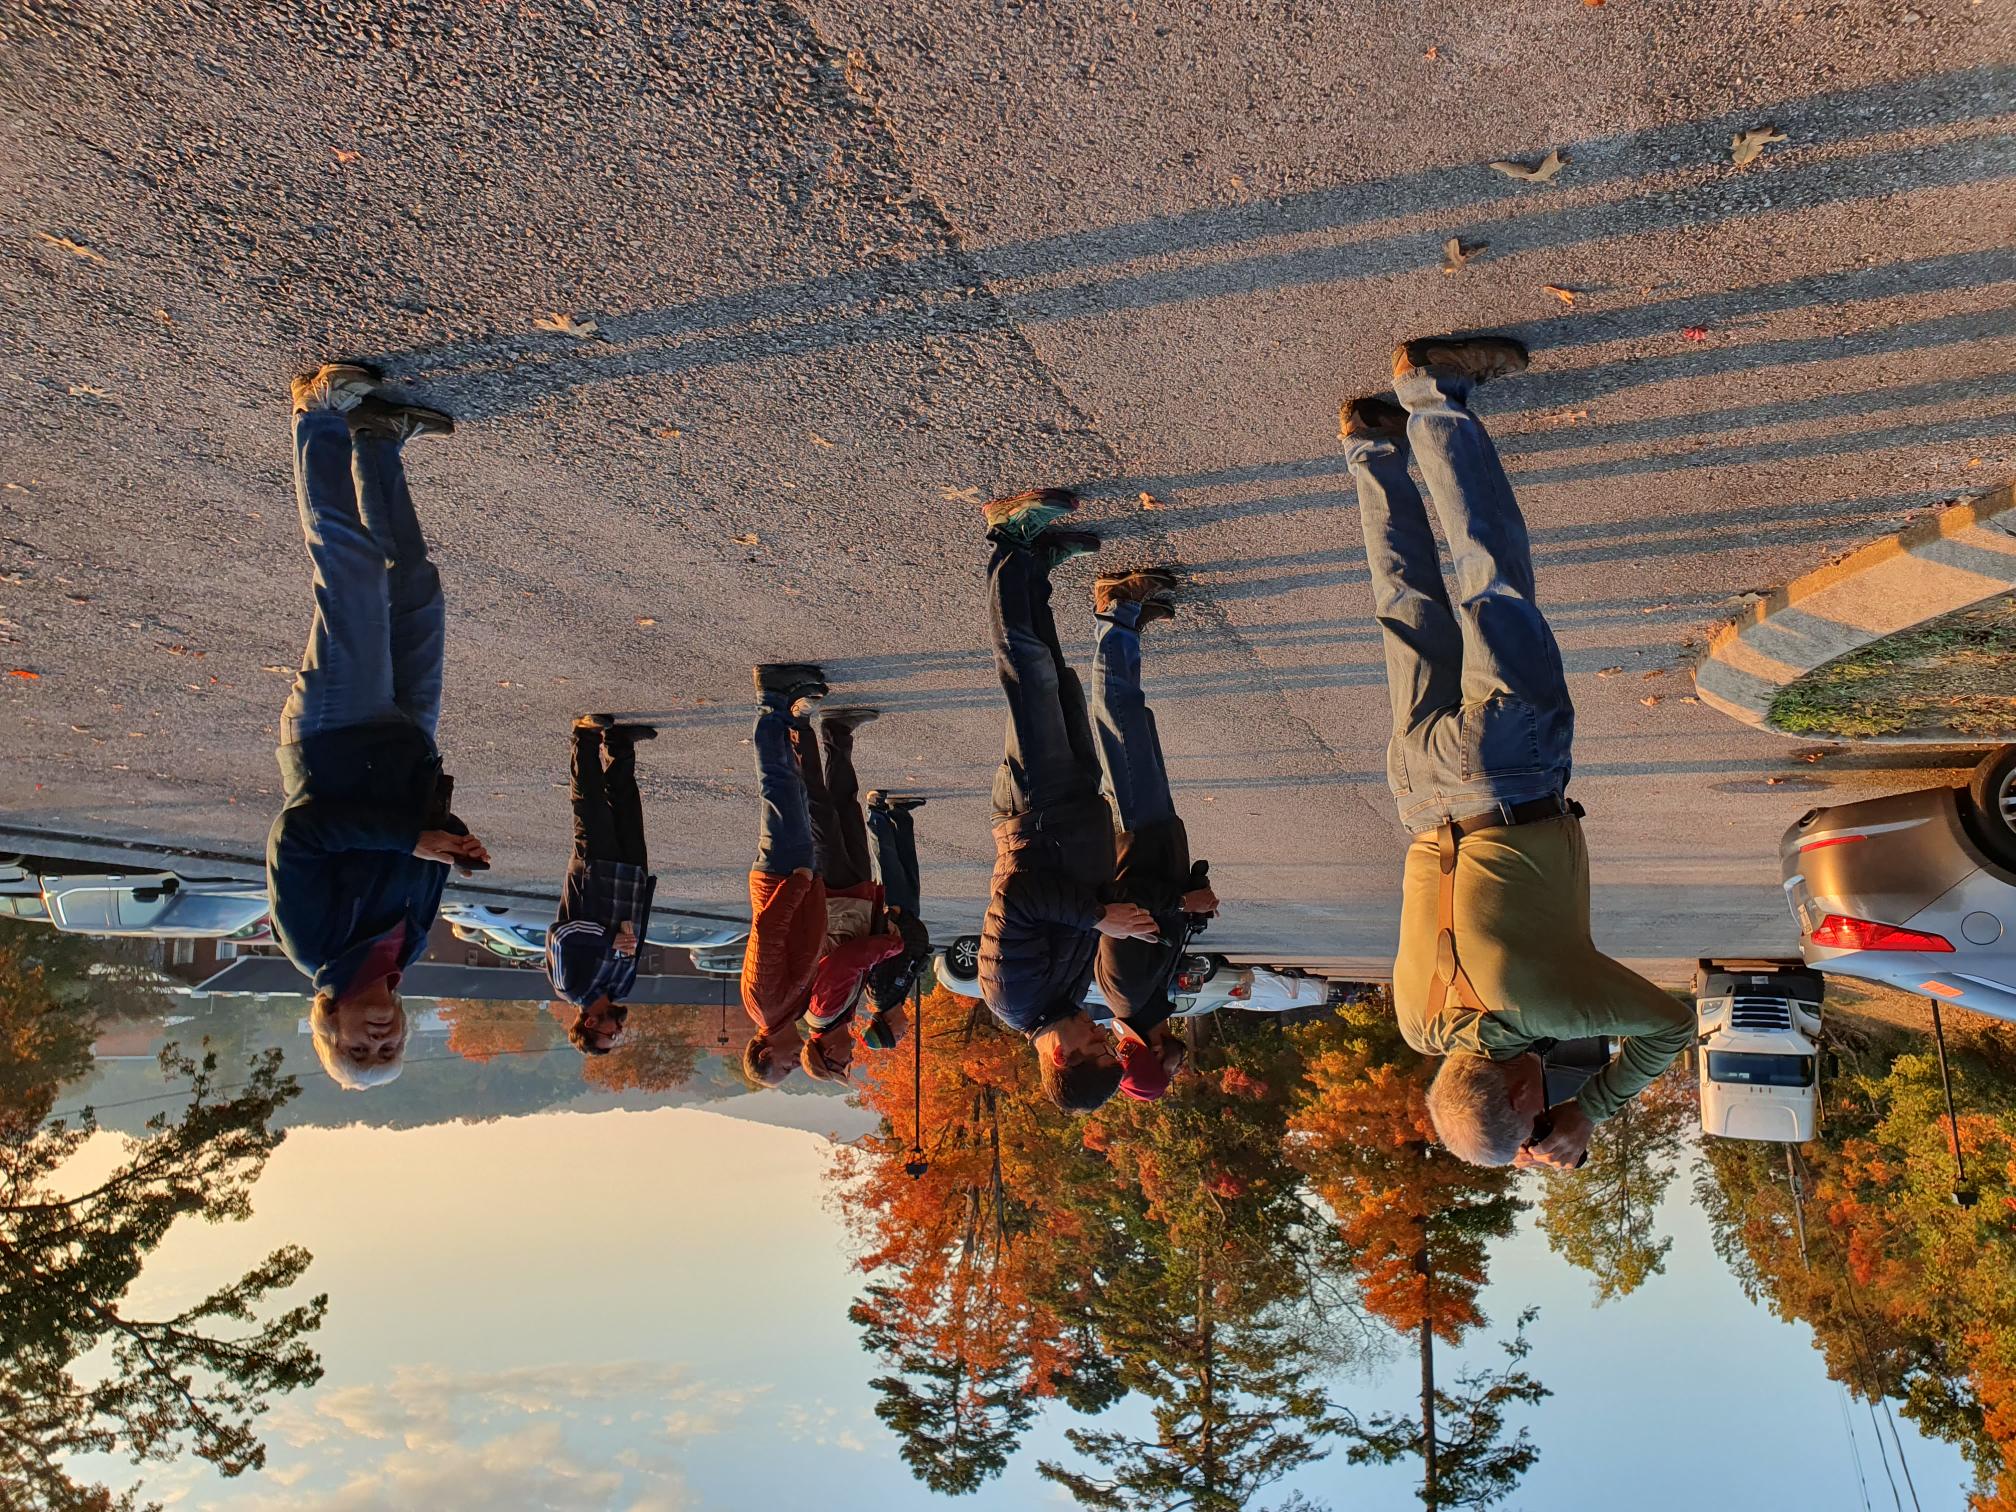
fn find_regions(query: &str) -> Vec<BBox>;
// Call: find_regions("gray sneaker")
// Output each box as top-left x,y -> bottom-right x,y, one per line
291,362 -> 381,414
350,394 -> 454,442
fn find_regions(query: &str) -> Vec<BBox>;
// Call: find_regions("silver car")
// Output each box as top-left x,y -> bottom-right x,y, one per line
1779,744 -> 2016,1021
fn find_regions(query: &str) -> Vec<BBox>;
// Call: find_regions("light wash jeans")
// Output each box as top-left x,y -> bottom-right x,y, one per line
1342,368 -> 1574,832
280,412 -> 445,745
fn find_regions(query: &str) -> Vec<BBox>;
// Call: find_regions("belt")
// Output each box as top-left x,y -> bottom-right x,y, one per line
1450,793 -> 1584,839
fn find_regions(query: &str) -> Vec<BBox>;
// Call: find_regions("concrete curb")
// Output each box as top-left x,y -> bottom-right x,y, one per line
1693,481 -> 2016,744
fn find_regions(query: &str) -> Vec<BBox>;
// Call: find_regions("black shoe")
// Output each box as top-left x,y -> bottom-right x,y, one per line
867,790 -> 928,811
1137,598 -> 1175,627
822,707 -> 880,733
754,663 -> 828,703
1339,394 -> 1407,443
1392,335 -> 1529,386
606,724 -> 658,749
350,394 -> 454,442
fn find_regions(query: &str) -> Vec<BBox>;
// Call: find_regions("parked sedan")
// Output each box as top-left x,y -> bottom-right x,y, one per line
932,935 -> 1320,1017
1780,744 -> 2016,1021
440,902 -> 747,953
39,872 -> 269,939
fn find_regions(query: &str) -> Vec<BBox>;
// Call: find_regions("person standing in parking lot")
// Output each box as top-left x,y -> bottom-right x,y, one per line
861,790 -> 930,1051
548,716 -> 658,1055
267,362 -> 489,1092
1340,335 -> 1693,1168
976,489 -> 1161,1113
1087,565 -> 1219,1103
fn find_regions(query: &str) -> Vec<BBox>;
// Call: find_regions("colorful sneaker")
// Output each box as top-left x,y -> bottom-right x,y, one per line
1037,528 -> 1102,571
984,487 -> 1080,545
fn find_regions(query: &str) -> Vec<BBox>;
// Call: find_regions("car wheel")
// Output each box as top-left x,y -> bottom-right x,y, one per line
1967,745 -> 2016,868
946,935 -> 981,979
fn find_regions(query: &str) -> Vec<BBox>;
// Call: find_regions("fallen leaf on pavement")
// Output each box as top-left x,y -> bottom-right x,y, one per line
331,148 -> 361,165
1542,284 -> 1578,305
35,231 -> 107,264
1642,668 -> 1666,679
1730,125 -> 1787,167
1765,775 -> 1787,785
1681,326 -> 1708,342
1680,696 -> 1700,705
1139,492 -> 1168,510
635,616 -> 657,627
68,384 -> 113,400
7,669 -> 39,680
653,426 -> 682,440
1442,236 -> 1487,274
1488,149 -> 1567,183
1596,666 -> 1624,677
1424,45 -> 1440,59
262,665 -> 292,676
941,486 -> 983,505
1639,694 -> 1663,707
534,312 -> 600,338
732,532 -> 760,547
809,432 -> 836,447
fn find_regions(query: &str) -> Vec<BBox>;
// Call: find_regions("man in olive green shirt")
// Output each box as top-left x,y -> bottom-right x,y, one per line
1393,816 -> 1695,1167
1343,332 -> 1690,1169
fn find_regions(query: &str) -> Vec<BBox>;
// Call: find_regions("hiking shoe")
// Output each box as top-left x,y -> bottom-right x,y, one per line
1136,598 -> 1175,627
1340,394 -> 1408,442
1037,529 -> 1102,571
350,394 -> 454,442
867,790 -> 928,811
1094,567 -> 1180,616
605,724 -> 658,748
822,707 -> 880,733
754,663 -> 828,703
984,487 -> 1080,546
291,362 -> 381,414
573,714 -> 614,733
1392,335 -> 1529,386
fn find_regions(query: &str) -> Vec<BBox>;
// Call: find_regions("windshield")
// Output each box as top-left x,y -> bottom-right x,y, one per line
1708,1051 -> 1815,1088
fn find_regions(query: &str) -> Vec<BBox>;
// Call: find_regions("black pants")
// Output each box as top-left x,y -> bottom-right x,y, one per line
989,539 -> 1100,822
572,729 -> 648,866
789,718 -> 871,891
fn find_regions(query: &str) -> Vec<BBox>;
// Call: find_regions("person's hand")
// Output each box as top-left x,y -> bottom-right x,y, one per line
1095,902 -> 1159,941
612,921 -> 639,957
415,830 -> 490,874
1180,887 -> 1219,917
1514,1100 -> 1594,1170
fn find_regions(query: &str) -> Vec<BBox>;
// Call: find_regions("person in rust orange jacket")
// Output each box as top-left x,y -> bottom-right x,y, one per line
740,662 -> 900,1086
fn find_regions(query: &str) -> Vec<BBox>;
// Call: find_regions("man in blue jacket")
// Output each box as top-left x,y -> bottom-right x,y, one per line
548,716 -> 658,1054
267,362 -> 489,1091
976,489 -> 1158,1112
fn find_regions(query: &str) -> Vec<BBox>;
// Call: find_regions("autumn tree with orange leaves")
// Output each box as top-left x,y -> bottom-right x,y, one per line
438,1000 -> 560,1065
1287,1002 -> 1537,1509
1698,1017 -> 2016,1510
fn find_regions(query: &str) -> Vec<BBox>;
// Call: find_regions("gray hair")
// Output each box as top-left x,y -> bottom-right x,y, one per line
309,990 -> 408,1092
1426,1053 -> 1526,1166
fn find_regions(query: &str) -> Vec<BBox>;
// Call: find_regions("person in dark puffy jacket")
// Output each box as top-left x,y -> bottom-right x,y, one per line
267,363 -> 488,1091
976,489 -> 1158,1113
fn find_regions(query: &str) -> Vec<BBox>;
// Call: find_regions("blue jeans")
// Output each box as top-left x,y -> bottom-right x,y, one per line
868,803 -> 921,917
988,540 -> 1101,821
752,701 -> 815,875
751,701 -> 869,885
1091,603 -> 1175,832
280,412 -> 445,745
1343,369 -> 1573,832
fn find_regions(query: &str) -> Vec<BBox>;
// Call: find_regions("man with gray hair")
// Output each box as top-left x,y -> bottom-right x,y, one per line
1340,334 -> 1693,1169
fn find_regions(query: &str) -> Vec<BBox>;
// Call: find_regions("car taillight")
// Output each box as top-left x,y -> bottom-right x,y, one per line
1798,834 -> 1868,852
1809,914 -> 1954,953
1228,984 -> 1250,999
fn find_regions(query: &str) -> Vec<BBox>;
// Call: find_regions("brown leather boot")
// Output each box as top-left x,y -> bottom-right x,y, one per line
1339,394 -> 1407,442
1391,335 -> 1529,386
1094,567 -> 1179,617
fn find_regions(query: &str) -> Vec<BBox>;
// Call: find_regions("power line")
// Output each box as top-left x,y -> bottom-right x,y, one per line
1866,1397 -> 1904,1512
1838,1385 -> 1874,1512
